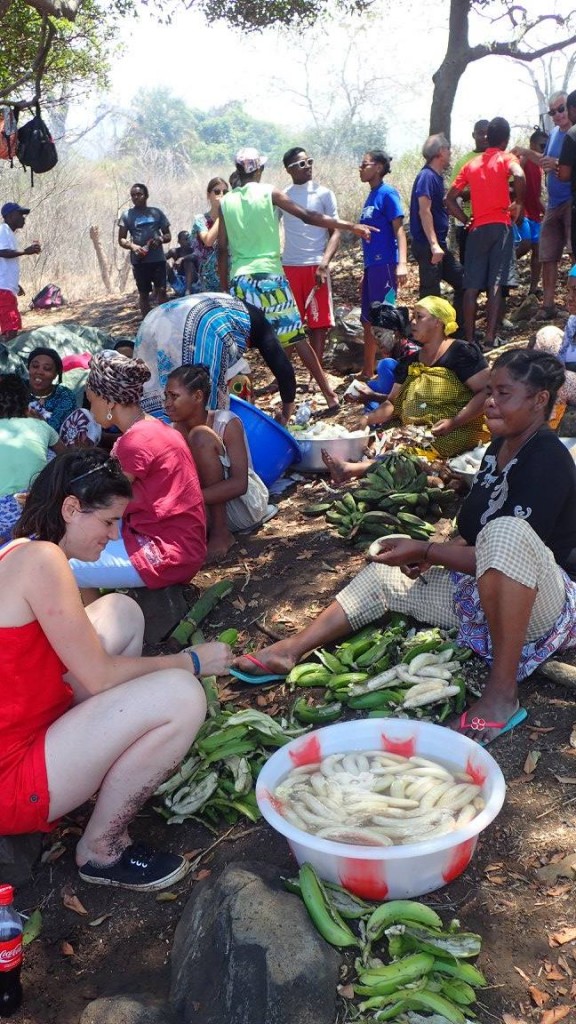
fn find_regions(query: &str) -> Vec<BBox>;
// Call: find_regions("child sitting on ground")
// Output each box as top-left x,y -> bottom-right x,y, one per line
164,364 -> 269,562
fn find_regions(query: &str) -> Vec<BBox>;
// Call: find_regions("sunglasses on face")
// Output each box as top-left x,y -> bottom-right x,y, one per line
287,158 -> 313,169
548,104 -> 566,116
211,188 -> 228,195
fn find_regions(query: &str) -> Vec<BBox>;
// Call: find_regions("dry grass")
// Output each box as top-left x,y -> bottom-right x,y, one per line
0,148 -> 428,304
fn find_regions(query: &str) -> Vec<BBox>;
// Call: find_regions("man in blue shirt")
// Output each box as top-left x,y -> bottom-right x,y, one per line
534,92 -> 572,319
409,134 -> 464,332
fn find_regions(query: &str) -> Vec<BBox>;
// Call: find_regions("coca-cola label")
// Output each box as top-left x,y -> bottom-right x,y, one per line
0,937 -> 22,970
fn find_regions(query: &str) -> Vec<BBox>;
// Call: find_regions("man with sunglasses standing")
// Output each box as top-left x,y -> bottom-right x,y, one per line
281,147 -> 340,366
533,92 -> 572,320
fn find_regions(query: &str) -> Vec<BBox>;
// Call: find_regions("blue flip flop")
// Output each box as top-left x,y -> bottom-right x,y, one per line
229,667 -> 286,685
229,654 -> 286,686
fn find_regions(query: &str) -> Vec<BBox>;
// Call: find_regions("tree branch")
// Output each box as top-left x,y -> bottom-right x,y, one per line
0,13 -> 55,100
23,0 -> 82,18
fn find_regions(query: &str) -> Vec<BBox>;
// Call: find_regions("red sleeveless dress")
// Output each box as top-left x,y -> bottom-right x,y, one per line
0,541 -> 73,834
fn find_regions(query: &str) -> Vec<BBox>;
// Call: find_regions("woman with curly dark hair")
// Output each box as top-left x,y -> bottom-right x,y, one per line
0,448 -> 231,891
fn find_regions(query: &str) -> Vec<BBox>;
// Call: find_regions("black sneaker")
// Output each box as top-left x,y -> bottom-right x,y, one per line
78,843 -> 190,891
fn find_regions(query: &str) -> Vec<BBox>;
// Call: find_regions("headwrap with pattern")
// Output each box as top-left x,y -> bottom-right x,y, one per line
88,351 -> 151,406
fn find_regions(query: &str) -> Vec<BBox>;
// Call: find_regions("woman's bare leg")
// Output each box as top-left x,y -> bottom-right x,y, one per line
293,338 -> 339,408
361,322 -> 377,378
234,600 -> 352,676
45,669 -> 206,865
65,593 -> 145,703
454,569 -> 536,743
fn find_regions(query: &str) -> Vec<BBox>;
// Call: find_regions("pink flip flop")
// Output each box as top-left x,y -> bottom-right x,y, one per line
457,707 -> 527,746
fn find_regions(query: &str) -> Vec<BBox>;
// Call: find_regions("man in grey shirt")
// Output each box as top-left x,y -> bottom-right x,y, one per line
118,183 -> 171,319
281,147 -> 340,364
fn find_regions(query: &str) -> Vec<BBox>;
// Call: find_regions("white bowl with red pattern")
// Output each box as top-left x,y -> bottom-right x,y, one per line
256,718 -> 505,900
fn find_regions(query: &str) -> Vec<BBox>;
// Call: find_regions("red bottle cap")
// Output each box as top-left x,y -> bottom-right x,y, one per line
0,885 -> 14,906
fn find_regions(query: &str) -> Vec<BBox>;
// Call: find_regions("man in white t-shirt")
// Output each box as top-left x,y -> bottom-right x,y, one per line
281,147 -> 340,364
0,202 -> 41,341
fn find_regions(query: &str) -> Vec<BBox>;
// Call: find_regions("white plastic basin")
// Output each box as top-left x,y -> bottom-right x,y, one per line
256,718 -> 506,900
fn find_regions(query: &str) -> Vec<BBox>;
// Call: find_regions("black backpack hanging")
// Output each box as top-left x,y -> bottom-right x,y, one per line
17,102 -> 58,186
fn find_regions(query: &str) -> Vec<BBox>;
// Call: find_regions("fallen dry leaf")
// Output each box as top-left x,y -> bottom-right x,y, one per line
513,965 -> 531,982
61,890 -> 88,916
502,1015 -> 529,1024
546,884 -> 574,897
320,561 -> 337,573
88,913 -> 111,927
231,596 -> 246,611
541,1006 -> 571,1024
524,749 -> 541,774
182,849 -> 202,861
60,940 -> 74,957
543,962 -> 565,981
529,986 -> 551,1007
40,841 -> 66,865
191,868 -> 211,881
486,874 -> 507,884
553,775 -> 576,785
337,983 -> 355,999
557,954 -> 573,977
570,980 -> 576,997
529,727 -> 555,734
536,855 -> 576,883
570,724 -> 576,750
548,927 -> 576,946
486,861 -> 505,871
155,891 -> 178,902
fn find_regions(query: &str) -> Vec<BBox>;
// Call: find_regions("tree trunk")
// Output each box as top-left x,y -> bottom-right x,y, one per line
429,0 -> 473,140
89,225 -> 112,293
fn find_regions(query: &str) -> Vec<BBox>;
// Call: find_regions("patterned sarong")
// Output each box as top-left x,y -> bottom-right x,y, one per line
230,273 -> 305,348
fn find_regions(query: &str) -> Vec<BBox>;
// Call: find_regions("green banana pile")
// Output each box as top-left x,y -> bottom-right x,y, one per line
154,707 -> 309,826
289,621 -> 472,725
305,454 -> 456,546
286,864 -> 486,1023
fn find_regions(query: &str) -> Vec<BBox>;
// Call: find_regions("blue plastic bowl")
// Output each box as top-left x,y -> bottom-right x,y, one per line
230,396 -> 301,486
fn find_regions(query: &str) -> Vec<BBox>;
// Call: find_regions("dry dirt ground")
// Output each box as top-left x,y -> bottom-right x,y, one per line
11,260 -> 576,1024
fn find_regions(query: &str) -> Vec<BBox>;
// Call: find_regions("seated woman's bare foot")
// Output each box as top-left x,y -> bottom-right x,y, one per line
233,639 -> 299,677
206,529 -> 236,564
321,448 -> 355,484
449,690 -> 520,745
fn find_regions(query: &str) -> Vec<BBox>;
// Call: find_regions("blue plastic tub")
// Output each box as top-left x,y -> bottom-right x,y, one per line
230,396 -> 301,486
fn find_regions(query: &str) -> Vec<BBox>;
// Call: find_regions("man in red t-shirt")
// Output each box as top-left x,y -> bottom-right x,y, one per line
446,117 -> 525,348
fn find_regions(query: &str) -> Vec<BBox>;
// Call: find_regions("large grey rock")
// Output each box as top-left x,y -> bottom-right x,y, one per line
79,994 -> 178,1024
126,585 -> 189,645
0,833 -> 42,887
170,861 -> 342,1024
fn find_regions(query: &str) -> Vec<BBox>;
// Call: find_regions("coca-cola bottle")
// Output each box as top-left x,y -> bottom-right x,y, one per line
0,884 -> 23,1017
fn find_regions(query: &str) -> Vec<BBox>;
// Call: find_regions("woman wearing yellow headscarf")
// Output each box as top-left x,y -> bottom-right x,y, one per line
365,296 -> 489,458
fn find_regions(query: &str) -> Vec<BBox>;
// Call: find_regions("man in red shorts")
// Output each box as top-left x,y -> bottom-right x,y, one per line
0,202 -> 41,341
281,146 -> 340,365
446,117 -> 525,349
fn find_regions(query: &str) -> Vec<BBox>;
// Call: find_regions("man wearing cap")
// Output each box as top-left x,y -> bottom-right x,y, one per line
0,203 -> 41,341
281,146 -> 340,366
218,146 -> 374,416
